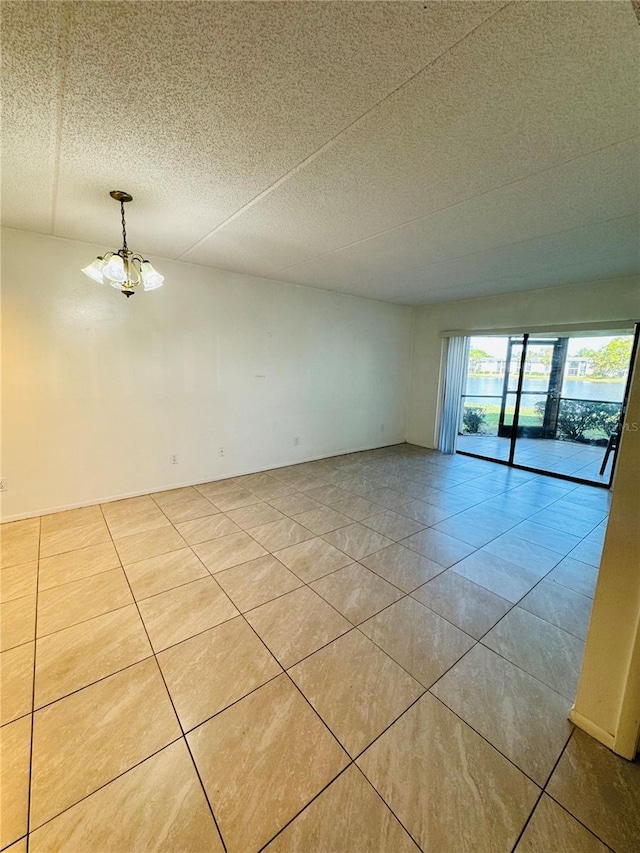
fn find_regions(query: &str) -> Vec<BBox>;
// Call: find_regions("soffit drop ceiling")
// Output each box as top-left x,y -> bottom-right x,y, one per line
2,0 -> 639,305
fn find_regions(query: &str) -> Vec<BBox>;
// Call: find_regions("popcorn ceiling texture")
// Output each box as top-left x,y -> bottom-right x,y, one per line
2,1 -> 639,305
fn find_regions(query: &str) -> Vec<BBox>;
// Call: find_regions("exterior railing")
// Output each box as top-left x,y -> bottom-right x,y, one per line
459,394 -> 622,443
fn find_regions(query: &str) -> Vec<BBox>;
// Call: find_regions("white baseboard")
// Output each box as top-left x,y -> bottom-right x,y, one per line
569,707 -> 615,750
0,439 -> 407,523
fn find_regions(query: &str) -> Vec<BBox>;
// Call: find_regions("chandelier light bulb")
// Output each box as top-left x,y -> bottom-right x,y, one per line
102,254 -> 126,283
140,262 -> 164,291
81,257 -> 106,284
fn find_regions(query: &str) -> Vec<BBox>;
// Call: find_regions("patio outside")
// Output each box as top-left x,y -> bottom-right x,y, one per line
458,335 -> 634,485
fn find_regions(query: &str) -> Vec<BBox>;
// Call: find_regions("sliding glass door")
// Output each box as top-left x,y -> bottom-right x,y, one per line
457,327 -> 638,487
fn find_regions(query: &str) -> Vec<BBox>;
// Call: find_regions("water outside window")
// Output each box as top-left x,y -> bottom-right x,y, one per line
457,333 -> 634,485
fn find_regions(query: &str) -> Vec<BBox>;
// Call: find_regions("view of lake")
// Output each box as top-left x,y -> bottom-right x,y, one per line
465,376 -> 625,402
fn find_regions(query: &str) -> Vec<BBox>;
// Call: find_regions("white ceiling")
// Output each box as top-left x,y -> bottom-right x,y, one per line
2,1 -> 639,305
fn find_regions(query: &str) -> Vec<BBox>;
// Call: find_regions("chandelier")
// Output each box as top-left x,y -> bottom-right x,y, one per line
81,191 -> 164,297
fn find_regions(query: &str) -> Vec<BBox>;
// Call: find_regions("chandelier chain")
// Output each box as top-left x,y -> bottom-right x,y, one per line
120,201 -> 128,251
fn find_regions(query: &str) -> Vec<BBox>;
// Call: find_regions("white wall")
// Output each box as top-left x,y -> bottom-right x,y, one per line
571,353 -> 640,758
406,277 -> 640,447
0,228 -> 413,520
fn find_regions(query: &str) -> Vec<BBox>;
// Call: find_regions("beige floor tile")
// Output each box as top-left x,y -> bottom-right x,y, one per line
547,729 -> 640,853
362,510 -> 426,541
35,604 -> 152,708
451,550 -> 544,603
432,510 -> 521,548
311,563 -> 402,624
158,616 -> 280,730
192,531 -> 267,572
249,518 -> 314,552
267,492 -> 324,516
361,543 -> 445,593
246,587 -> 352,669
176,513 -> 241,545
104,506 -> 171,539
0,562 -> 37,603
482,534 -> 562,573
29,740 -> 223,853
357,693 -> 539,853
30,658 -> 180,829
187,675 -> 348,853
273,536 -> 352,583
239,472 -> 287,489
3,837 -> 27,853
323,523 -> 394,561
0,715 -> 32,848
39,519 -> 111,558
196,479 -> 246,499
432,644 -> 572,785
289,630 -> 423,757
123,548 -> 209,600
287,475 -> 331,492
360,597 -> 474,689
304,484 -> 353,505
292,506 -> 352,535
45,508 -> 98,533
38,541 -> 120,590
0,518 -> 40,568
102,495 -> 158,519
402,528 -> 476,568
547,556 -> 599,598
1,642 -> 34,724
208,487 -> 261,512
113,525 -> 186,564
161,497 -> 219,524
361,488 -> 410,510
519,579 -> 593,640
412,570 -> 512,639
1,594 -> 36,652
151,486 -> 203,506
397,499 -> 456,526
483,608 -> 584,701
264,766 -> 419,853
227,502 -> 285,530
215,555 -> 302,612
36,568 -> 133,637
515,795 -> 608,853
330,496 -> 381,521
138,576 -> 238,652
247,480 -> 297,502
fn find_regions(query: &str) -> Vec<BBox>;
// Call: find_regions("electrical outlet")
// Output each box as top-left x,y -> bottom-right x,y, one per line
219,448 -> 225,457
293,436 -> 300,446
379,424 -> 385,432
0,478 -> 6,491
170,454 -> 179,464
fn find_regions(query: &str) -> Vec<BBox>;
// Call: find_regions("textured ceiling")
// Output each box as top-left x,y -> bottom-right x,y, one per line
2,1 -> 639,305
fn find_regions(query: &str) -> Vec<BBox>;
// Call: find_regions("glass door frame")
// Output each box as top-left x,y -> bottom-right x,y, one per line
497,336 -> 568,441
457,324 -> 640,489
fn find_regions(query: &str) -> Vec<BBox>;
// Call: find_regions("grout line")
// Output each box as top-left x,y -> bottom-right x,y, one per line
352,763 -> 426,853
23,735 -> 185,839
24,516 -> 41,853
426,692 -> 546,790
507,729 -> 580,853
254,763 -> 355,852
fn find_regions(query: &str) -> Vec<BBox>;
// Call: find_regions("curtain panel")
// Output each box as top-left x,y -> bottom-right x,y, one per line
438,336 -> 469,454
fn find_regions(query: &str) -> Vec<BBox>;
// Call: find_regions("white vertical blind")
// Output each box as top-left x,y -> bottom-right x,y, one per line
438,336 -> 470,454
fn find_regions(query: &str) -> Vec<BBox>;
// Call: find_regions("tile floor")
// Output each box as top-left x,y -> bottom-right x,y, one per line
2,444 -> 639,852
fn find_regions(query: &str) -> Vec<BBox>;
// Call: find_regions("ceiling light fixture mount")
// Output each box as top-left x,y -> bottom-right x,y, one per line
81,190 -> 164,297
